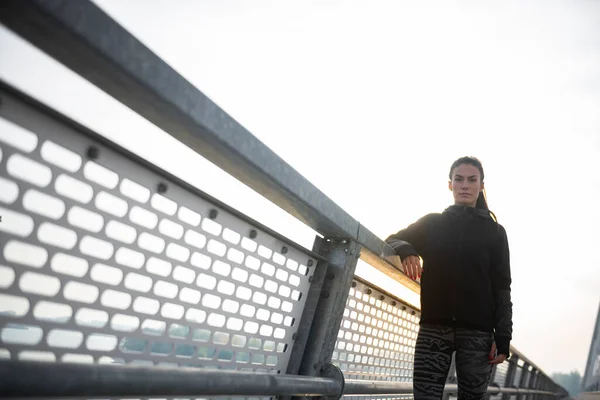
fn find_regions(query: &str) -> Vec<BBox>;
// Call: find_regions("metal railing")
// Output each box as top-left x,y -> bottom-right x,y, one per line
583,302 -> 600,393
0,1 -> 569,399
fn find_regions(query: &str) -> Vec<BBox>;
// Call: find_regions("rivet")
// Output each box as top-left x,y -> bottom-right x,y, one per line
209,209 -> 218,219
379,295 -> 385,301
281,246 -> 288,254
307,260 -> 314,267
366,289 -> 372,295
292,333 -> 297,340
249,229 -> 258,239
391,301 -> 397,306
326,272 -> 335,280
412,311 -> 416,315
402,306 -> 407,311
351,281 -> 357,288
87,146 -> 99,160
157,182 -> 167,193
308,276 -> 313,283
321,292 -> 330,299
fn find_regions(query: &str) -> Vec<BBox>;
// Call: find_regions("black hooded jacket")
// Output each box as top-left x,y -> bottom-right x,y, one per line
385,205 -> 513,356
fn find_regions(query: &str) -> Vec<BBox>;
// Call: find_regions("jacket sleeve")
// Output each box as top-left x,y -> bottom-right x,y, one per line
491,224 -> 513,357
385,214 -> 434,259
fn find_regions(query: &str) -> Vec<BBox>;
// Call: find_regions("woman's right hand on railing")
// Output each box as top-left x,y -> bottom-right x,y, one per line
402,255 -> 422,280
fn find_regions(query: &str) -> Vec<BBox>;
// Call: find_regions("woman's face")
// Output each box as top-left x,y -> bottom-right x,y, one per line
449,164 -> 484,207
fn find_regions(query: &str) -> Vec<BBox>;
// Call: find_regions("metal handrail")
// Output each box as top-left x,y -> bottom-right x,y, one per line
0,361 -> 566,398
0,0 -> 409,287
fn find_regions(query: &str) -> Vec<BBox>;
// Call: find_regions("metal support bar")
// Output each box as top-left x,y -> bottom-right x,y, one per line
0,361 -> 342,398
517,363 -> 531,400
443,354 -> 457,400
503,355 -> 519,400
486,364 -> 499,400
0,0 -> 409,279
0,361 -> 567,398
298,238 -> 361,375
342,380 -> 560,397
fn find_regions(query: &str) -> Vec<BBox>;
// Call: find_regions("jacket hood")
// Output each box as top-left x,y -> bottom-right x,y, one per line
443,204 -> 494,220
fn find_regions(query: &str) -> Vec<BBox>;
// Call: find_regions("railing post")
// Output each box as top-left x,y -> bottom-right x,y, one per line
293,237 -> 361,377
525,367 -> 537,400
444,354 -> 457,400
486,364 -> 499,400
502,355 -> 519,400
517,362 -> 530,400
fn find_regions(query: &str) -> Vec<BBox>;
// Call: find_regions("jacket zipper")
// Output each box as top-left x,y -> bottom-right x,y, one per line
453,219 -> 466,324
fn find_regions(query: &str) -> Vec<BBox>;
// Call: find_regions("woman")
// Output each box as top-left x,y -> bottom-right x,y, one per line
386,156 -> 512,400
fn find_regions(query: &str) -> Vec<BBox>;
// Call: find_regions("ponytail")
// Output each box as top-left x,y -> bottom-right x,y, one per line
476,189 -> 497,222
476,190 -> 488,210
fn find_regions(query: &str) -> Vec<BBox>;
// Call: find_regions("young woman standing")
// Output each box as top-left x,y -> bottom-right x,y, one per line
386,156 -> 513,400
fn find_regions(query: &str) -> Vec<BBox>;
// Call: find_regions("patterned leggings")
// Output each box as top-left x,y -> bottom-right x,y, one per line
413,324 -> 495,400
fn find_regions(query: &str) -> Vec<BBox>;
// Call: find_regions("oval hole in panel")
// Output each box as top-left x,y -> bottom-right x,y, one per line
64,282 -> 100,304
138,232 -> 165,254
105,220 -> 137,244
7,154 -> 52,187
80,236 -> 114,260
90,263 -> 123,286
101,290 -> 132,310
178,206 -> 201,226
1,324 -> 42,345
159,219 -> 184,239
84,161 -> 119,189
115,247 -> 145,270
95,191 -> 128,217
33,301 -> 72,323
37,222 -> 77,249
0,176 -> 19,204
0,117 -> 38,152
0,207 -> 34,237
50,253 -> 89,278
151,194 -> 177,216
23,189 -> 65,219
56,174 -> 94,204
0,265 -> 16,289
68,206 -> 104,233
120,178 -> 150,203
179,287 -> 201,304
20,272 -> 61,297
47,329 -> 84,349
161,303 -> 184,320
129,206 -> 158,230
133,297 -> 160,315
75,308 -> 109,328
86,334 -> 118,351
40,140 -> 82,172
0,294 -> 30,317
124,272 -> 153,293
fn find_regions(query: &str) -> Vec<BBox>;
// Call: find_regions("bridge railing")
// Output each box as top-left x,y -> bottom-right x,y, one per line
0,1 -> 568,399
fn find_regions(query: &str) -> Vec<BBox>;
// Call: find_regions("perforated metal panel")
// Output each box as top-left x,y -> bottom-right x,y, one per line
0,92 -> 315,379
332,280 -> 420,400
494,362 -> 509,387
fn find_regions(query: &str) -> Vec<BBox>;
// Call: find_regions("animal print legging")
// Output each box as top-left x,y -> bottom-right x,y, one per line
413,324 -> 496,400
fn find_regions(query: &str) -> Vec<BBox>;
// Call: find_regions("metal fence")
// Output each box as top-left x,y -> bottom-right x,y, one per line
0,1 -> 569,399
582,302 -> 600,393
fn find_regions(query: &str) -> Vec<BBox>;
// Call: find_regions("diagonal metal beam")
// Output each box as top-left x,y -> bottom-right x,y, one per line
0,0 -> 359,239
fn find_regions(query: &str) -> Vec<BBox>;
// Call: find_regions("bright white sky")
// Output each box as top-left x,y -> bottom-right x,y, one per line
1,0 -> 599,376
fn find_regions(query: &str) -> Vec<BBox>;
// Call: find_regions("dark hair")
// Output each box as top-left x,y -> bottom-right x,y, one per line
449,156 -> 494,216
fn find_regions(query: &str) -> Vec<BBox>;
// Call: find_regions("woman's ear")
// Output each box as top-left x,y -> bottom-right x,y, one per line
448,180 -> 452,191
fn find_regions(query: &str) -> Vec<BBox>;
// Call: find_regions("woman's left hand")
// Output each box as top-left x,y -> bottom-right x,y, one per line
488,341 -> 507,364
